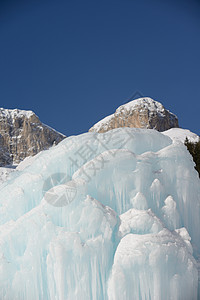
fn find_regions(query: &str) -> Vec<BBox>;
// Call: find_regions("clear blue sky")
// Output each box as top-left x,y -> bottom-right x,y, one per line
0,0 -> 200,136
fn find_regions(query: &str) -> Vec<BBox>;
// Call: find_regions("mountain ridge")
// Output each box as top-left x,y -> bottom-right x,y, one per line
0,108 -> 66,166
89,97 -> 179,133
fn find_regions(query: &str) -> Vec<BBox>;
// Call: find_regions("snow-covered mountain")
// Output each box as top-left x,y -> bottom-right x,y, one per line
0,126 -> 199,299
89,97 -> 179,133
0,108 -> 66,166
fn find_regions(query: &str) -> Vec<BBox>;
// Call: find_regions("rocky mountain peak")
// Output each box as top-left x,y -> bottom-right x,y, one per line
89,97 -> 179,133
0,108 -> 66,166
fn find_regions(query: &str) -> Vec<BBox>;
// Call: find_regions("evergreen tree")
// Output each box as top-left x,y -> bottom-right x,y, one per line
184,137 -> 200,177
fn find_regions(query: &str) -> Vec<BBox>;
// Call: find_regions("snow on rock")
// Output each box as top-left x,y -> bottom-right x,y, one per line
0,107 -> 65,166
0,127 -> 199,299
0,108 -> 35,119
89,97 -> 179,133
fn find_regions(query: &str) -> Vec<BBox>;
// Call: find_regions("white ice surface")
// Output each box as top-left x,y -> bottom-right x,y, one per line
0,167 -> 15,186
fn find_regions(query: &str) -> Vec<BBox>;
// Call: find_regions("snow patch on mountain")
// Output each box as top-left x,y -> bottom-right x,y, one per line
115,97 -> 166,115
0,108 -> 34,119
89,97 -> 179,133
162,128 -> 199,143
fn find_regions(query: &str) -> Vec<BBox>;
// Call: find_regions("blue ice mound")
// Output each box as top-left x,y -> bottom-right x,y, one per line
0,128 -> 199,299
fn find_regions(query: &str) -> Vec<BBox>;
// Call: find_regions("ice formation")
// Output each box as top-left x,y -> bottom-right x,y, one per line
0,128 -> 199,299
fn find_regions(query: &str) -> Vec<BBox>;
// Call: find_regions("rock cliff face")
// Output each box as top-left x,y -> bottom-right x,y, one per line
0,108 -> 66,166
89,97 -> 179,133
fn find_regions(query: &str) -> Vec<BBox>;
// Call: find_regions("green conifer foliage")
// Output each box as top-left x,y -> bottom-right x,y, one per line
184,137 -> 200,177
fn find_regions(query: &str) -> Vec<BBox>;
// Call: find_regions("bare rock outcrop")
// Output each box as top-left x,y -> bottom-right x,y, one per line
89,97 -> 179,133
0,108 -> 66,166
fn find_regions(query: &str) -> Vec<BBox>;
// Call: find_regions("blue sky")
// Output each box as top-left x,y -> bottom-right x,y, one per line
0,0 -> 200,136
